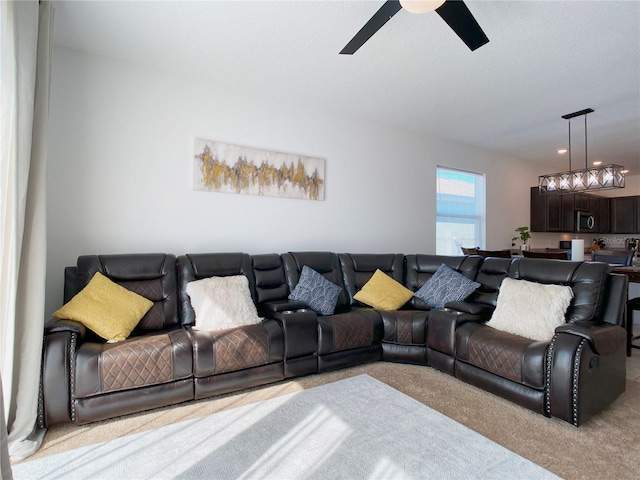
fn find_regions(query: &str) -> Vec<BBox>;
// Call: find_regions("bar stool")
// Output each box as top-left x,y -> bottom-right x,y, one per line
628,297 -> 640,356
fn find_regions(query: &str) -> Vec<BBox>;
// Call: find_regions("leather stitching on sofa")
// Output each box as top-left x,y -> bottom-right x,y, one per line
332,314 -> 374,352
396,314 -> 414,344
467,328 -> 530,384
100,335 -> 173,392
213,326 -> 270,374
118,279 -> 165,330
572,339 -> 587,426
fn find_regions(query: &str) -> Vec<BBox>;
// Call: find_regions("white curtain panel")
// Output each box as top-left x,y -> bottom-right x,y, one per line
1,372 -> 13,480
0,0 -> 52,461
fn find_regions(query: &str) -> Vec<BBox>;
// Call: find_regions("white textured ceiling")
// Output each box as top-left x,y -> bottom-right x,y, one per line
52,0 -> 640,175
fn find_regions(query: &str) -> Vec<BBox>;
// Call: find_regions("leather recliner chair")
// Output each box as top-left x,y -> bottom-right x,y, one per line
177,253 -> 285,400
41,254 -> 193,426
282,251 -> 384,372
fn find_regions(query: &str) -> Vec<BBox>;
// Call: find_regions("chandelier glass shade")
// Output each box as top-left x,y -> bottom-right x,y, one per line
538,108 -> 626,194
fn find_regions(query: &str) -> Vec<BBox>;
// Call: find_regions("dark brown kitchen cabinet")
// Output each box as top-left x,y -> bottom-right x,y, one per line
529,187 -> 571,232
530,187 -> 546,232
561,193 -> 590,232
561,194 -> 576,232
593,196 -> 610,234
611,196 -> 639,233
546,194 -> 562,231
574,193 -> 590,212
528,187 -> 640,234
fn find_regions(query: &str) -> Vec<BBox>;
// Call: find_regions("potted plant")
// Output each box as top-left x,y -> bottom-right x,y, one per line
512,226 -> 531,251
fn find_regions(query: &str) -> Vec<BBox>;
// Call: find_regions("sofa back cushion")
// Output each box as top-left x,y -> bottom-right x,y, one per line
404,255 -> 483,309
282,252 -> 349,311
252,253 -> 289,304
177,253 -> 256,327
75,254 -> 179,333
338,253 -> 405,306
508,258 -> 610,323
466,257 -> 513,307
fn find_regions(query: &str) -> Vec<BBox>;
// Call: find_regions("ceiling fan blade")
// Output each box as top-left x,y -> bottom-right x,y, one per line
436,0 -> 489,51
340,1 -> 402,55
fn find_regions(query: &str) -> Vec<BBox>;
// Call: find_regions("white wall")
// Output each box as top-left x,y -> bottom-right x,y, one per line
46,47 -> 540,315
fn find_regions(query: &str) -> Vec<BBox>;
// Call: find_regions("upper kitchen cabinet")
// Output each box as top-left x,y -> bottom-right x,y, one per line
530,187 -> 561,231
530,187 -> 546,231
611,196 -> 639,233
529,187 -> 634,234
592,196 -> 610,234
574,193 -> 590,212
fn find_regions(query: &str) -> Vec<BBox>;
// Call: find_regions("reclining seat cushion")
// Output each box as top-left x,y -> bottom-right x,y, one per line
177,253 -> 284,378
191,322 -> 284,377
71,253 -> 189,395
338,253 -> 426,363
284,252 -> 384,362
456,323 -> 547,389
455,259 -> 611,391
317,309 -> 383,355
74,329 -> 193,398
381,310 -> 428,346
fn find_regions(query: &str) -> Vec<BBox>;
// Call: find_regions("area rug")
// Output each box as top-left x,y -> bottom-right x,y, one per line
12,374 -> 558,479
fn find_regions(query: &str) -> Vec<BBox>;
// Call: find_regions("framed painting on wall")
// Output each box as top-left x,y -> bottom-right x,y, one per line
193,138 -> 325,201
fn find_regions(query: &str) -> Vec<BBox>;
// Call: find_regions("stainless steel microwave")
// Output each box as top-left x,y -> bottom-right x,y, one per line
576,211 -> 595,231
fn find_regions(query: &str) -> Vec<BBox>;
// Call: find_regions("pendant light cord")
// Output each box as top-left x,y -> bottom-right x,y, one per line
568,118 -> 572,173
584,113 -> 588,169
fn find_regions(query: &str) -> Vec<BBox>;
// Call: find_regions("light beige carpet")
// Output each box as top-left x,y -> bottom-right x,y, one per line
18,362 -> 640,479
12,375 -> 559,479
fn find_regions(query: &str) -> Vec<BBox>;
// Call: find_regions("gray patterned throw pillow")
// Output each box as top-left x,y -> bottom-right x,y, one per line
414,263 -> 480,309
288,265 -> 342,315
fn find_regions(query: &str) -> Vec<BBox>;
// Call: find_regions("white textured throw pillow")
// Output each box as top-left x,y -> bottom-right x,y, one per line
486,278 -> 573,342
186,275 -> 262,331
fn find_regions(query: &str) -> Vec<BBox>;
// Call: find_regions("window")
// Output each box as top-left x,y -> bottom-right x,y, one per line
436,167 -> 485,255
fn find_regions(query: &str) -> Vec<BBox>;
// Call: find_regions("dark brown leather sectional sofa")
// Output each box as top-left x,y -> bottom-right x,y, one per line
40,251 -> 628,429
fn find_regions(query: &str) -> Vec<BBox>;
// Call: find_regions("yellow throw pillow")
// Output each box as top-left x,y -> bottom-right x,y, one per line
53,272 -> 153,342
353,269 -> 413,310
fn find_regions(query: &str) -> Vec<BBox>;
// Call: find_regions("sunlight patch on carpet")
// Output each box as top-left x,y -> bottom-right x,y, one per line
12,375 -> 559,479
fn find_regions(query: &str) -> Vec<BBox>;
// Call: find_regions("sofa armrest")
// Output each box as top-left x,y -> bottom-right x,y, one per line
269,309 -> 318,360
41,322 -> 83,427
443,301 -> 494,318
547,328 -> 626,426
258,299 -> 309,314
45,318 -> 88,340
267,309 -> 318,377
427,308 -> 485,357
555,321 -> 626,356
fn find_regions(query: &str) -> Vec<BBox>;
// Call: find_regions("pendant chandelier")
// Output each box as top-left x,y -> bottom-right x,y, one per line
538,108 -> 626,194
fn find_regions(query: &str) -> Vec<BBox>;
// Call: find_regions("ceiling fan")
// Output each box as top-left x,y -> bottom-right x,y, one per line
340,0 -> 489,55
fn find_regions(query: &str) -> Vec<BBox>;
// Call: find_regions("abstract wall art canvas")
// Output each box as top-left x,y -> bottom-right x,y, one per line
194,138 -> 325,201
